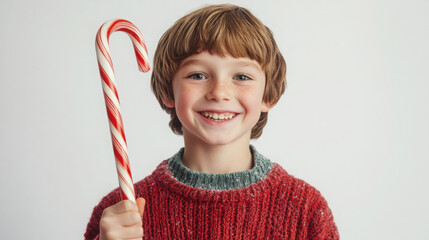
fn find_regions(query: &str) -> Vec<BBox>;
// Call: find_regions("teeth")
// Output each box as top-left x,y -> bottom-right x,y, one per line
201,112 -> 236,121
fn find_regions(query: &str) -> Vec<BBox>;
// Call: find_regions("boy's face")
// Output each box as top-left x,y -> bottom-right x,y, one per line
163,51 -> 272,146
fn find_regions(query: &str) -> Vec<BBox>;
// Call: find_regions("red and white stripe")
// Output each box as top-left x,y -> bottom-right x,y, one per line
95,19 -> 150,202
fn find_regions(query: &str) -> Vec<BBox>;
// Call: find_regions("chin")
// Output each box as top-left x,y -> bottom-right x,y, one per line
201,138 -> 231,146
199,133 -> 246,147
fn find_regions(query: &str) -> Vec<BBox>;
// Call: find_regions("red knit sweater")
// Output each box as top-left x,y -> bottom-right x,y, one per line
85,151 -> 339,239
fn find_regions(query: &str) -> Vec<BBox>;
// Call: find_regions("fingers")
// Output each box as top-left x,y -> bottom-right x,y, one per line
99,199 -> 144,240
119,211 -> 143,227
107,200 -> 139,215
101,223 -> 143,239
100,211 -> 142,227
119,224 -> 144,239
136,197 -> 146,217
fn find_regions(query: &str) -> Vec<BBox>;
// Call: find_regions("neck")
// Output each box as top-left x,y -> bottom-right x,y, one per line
182,135 -> 253,174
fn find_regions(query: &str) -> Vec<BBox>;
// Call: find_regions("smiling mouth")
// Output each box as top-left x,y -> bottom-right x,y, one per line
199,111 -> 237,121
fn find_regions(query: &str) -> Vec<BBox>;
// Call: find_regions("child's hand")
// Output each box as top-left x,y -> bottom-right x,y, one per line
99,198 -> 146,240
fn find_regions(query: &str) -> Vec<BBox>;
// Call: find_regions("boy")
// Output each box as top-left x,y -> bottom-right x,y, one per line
85,4 -> 339,239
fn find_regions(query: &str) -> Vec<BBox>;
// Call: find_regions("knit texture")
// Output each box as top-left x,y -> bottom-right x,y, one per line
85,147 -> 339,239
168,146 -> 273,190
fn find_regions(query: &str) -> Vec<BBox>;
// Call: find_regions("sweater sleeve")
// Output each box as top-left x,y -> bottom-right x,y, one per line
307,193 -> 339,240
84,188 -> 122,240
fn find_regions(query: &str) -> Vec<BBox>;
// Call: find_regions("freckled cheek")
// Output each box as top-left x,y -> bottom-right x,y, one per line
174,87 -> 200,120
241,90 -> 264,107
176,89 -> 198,107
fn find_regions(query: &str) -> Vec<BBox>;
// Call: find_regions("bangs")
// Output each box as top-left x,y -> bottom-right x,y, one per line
171,6 -> 272,70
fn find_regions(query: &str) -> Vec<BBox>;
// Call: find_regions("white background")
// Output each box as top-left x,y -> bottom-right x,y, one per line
0,0 -> 428,239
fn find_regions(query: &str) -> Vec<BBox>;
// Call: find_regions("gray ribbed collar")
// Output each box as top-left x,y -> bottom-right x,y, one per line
167,145 -> 273,190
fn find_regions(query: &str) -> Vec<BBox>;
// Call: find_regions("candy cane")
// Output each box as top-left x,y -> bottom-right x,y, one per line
95,19 -> 150,202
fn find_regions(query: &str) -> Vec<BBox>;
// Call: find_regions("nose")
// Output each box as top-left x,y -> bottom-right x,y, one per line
205,78 -> 232,102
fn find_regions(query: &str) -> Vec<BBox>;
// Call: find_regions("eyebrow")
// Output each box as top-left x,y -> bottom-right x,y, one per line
180,59 -> 201,68
180,59 -> 262,70
236,61 -> 262,70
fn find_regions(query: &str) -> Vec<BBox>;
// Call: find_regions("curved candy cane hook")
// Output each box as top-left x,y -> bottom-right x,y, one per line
95,19 -> 150,202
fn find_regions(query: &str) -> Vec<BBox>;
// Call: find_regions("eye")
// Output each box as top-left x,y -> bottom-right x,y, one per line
233,74 -> 251,81
187,73 -> 207,80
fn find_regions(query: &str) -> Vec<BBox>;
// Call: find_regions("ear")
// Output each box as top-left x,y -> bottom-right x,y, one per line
162,97 -> 175,108
261,101 -> 275,113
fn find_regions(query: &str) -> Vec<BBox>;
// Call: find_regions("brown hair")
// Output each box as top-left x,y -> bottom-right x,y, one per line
151,4 -> 286,138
